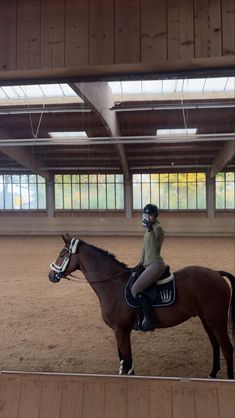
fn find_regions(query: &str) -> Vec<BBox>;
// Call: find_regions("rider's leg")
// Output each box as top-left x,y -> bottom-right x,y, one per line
131,262 -> 165,331
131,262 -> 165,297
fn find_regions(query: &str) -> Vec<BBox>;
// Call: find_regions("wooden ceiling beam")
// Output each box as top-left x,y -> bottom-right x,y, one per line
69,82 -> 129,179
0,128 -> 49,179
210,140 -> 235,178
0,146 -> 50,180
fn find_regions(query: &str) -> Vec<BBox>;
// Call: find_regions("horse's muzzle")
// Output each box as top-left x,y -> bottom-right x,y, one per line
48,271 -> 63,283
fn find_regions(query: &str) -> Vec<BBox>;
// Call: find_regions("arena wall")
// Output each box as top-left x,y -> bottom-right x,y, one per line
0,371 -> 234,418
0,213 -> 233,237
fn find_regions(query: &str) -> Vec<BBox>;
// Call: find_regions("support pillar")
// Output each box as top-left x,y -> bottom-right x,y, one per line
46,175 -> 55,218
125,177 -> 132,218
207,173 -> 215,218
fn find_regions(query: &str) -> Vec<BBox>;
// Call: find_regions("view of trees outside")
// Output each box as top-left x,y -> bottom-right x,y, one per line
133,173 -> 207,210
0,174 -> 46,209
216,172 -> 235,209
0,172 -> 234,211
54,174 -> 124,210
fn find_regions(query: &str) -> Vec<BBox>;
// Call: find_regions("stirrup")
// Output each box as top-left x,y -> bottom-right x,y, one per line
139,317 -> 155,332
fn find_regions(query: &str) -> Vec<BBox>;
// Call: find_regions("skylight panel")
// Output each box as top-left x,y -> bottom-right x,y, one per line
225,77 -> 235,92
49,131 -> 87,138
20,85 -> 44,98
183,78 -> 205,93
108,82 -> 122,94
60,84 -> 77,96
204,77 -> 227,92
162,80 -> 176,94
121,81 -> 142,94
2,86 -> 21,99
40,84 -> 64,97
13,86 -> 27,98
142,80 -> 162,94
175,79 -> 184,92
157,128 -> 197,135
0,88 -> 7,99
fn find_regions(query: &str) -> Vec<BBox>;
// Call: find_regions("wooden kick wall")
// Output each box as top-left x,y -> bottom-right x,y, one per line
0,372 -> 234,418
0,0 -> 234,79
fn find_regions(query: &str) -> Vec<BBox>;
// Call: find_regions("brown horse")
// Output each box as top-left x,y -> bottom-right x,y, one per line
48,234 -> 235,379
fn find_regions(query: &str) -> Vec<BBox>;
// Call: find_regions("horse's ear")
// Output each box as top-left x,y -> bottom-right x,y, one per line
62,233 -> 71,243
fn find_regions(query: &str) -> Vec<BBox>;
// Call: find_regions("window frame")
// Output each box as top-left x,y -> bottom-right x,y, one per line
0,173 -> 46,210
132,172 -> 207,211
54,173 -> 125,211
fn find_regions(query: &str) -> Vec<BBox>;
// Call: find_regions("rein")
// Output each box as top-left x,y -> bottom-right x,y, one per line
64,269 -> 131,284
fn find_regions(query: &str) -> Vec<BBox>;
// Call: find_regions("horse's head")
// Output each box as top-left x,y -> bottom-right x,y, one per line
48,234 -> 80,283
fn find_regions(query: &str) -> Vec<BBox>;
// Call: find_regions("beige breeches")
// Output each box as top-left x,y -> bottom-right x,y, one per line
131,261 -> 166,298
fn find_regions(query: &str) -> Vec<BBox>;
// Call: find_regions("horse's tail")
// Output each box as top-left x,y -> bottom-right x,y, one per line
218,270 -> 235,336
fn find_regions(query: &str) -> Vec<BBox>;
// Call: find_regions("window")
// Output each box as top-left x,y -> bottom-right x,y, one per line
216,172 -> 235,209
132,173 -> 206,210
54,174 -> 124,210
0,174 -> 46,210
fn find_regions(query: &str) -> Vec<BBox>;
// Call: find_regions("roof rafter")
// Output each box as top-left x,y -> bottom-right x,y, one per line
0,129 -> 49,179
210,140 -> 235,178
69,82 -> 129,179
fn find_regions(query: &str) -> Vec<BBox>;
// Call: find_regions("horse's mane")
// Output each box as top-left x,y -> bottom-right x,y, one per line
80,239 -> 129,269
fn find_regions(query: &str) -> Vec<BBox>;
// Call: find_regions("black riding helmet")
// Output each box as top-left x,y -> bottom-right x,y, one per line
143,203 -> 159,217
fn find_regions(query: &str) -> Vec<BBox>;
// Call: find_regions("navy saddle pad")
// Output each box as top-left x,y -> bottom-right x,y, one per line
125,271 -> 176,309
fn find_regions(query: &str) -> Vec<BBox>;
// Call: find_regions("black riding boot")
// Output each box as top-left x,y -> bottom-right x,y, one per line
136,293 -> 155,331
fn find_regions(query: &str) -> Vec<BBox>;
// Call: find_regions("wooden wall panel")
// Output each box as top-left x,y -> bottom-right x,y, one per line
167,0 -> 194,61
0,1 -> 17,71
221,0 -> 235,55
17,0 -> 41,70
41,0 -> 65,68
126,380 -> 150,417
60,380 -> 83,418
89,0 -> 114,65
140,0 -> 167,62
179,0 -> 194,59
115,0 -> 140,64
39,379 -> 63,418
167,0 -> 181,60
194,0 -> 222,58
83,382 -> 105,418
104,382 -> 126,418
65,0 -> 89,66
0,373 -> 235,418
0,0 -> 234,75
18,378 -> 41,418
0,376 -> 21,418
149,380 -> 172,418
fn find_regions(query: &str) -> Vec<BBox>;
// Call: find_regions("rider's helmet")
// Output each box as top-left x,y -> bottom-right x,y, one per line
143,203 -> 159,217
142,204 -> 159,227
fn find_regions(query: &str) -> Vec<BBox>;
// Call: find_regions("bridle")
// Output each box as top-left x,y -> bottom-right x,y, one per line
49,238 -> 131,284
50,238 -> 80,282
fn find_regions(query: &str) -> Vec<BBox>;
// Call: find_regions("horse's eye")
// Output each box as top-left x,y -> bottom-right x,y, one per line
59,248 -> 68,257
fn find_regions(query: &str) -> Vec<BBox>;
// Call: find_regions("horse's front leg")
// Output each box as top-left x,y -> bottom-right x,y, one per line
114,328 -> 134,375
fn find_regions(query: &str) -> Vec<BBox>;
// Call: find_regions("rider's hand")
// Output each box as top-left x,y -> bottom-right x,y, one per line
142,219 -> 153,231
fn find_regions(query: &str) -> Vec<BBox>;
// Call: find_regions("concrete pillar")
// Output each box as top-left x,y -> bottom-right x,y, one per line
46,175 -> 55,218
207,173 -> 215,218
125,177 -> 132,218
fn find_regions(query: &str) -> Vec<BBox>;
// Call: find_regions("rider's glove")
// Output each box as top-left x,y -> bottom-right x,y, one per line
142,219 -> 153,231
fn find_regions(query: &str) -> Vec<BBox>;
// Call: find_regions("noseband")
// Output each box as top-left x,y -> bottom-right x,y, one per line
50,238 -> 80,280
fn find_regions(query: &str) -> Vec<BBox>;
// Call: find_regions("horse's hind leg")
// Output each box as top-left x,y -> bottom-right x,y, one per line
114,328 -> 134,375
201,319 -> 220,378
208,321 -> 234,379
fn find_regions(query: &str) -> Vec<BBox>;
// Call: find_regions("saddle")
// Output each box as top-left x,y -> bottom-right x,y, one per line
125,265 -> 176,308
